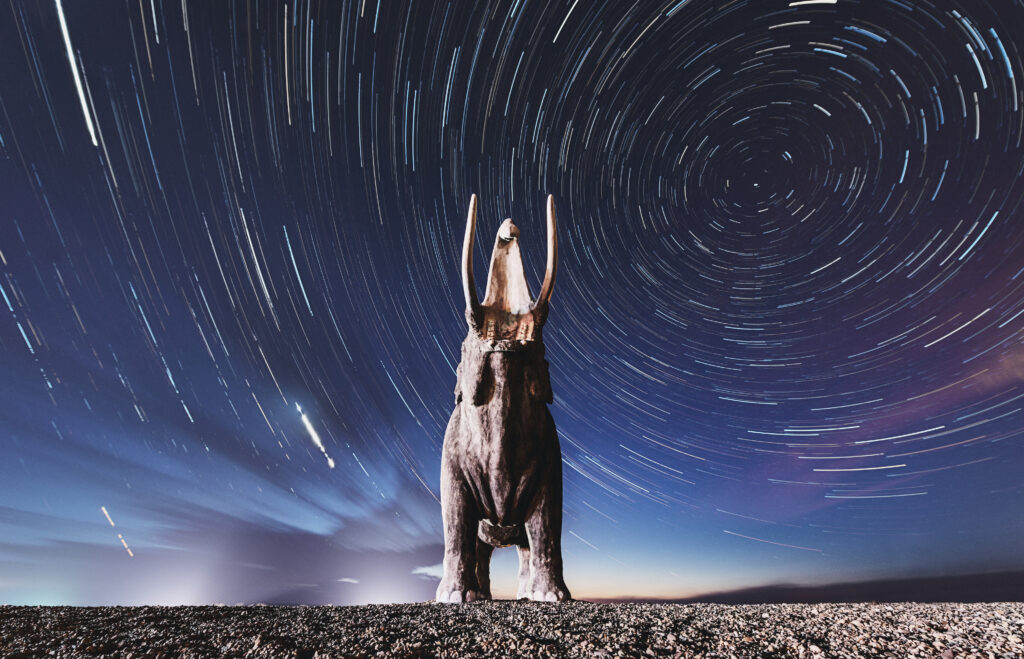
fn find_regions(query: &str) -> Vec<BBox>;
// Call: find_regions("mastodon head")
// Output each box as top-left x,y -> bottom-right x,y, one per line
460,194 -> 558,346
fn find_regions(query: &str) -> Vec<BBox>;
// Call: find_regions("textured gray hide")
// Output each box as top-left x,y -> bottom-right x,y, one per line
435,195 -> 570,603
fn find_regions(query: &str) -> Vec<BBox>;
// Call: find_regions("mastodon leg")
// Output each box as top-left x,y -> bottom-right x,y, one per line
436,452 -> 482,603
523,419 -> 571,602
475,539 -> 494,600
516,545 -> 532,600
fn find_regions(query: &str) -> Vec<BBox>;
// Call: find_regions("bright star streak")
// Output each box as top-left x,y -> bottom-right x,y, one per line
297,403 -> 335,469
54,0 -> 97,146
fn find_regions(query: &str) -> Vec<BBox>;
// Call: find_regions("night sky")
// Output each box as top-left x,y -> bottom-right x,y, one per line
2,0 -> 1024,606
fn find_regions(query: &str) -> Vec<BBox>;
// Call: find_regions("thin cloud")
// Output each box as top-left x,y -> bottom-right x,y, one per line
411,564 -> 443,580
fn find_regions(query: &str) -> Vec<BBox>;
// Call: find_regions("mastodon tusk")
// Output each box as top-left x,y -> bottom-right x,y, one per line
462,194 -> 482,321
535,194 -> 558,307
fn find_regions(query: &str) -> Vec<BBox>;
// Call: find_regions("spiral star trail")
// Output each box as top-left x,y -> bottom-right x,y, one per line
1,0 -> 1023,605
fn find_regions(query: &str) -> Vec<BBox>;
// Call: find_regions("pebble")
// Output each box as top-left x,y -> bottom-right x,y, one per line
0,602 -> 1022,657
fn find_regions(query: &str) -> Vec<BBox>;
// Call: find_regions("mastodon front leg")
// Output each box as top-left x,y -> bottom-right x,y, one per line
524,422 -> 571,602
436,457 -> 482,603
516,545 -> 532,599
475,539 -> 494,600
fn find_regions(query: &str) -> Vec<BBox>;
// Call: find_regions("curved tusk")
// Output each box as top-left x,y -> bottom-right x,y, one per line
462,194 -> 482,322
535,194 -> 558,308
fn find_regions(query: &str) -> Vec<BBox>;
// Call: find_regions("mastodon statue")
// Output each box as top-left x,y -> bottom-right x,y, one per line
435,194 -> 571,603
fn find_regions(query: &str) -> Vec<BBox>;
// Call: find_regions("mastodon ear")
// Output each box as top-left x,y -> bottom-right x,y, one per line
471,358 -> 495,406
533,195 -> 558,311
456,350 -> 493,407
526,359 -> 553,403
462,194 -> 482,327
454,360 -> 463,403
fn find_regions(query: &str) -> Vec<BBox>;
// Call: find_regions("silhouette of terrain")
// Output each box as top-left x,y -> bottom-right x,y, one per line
597,571 -> 1024,604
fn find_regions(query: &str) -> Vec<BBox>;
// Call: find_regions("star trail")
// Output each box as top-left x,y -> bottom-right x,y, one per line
1,0 -> 1023,605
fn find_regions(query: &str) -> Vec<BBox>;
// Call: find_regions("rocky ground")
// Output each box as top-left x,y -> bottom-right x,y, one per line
0,601 -> 1021,658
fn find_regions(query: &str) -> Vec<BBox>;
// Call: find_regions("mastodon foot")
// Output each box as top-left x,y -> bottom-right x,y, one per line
435,577 -> 487,603
525,573 -> 571,602
435,589 -> 484,603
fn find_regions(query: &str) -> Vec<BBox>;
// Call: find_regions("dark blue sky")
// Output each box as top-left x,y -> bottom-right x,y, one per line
2,0 -> 1023,605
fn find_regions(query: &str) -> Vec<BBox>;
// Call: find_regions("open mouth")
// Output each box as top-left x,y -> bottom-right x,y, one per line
497,220 -> 519,243
483,218 -> 532,315
460,195 -> 558,343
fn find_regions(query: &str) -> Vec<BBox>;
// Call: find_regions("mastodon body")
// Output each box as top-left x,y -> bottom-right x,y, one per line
435,195 -> 570,603
451,338 -> 554,542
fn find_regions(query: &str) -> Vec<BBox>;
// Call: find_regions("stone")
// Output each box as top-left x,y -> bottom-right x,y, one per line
436,194 -> 571,604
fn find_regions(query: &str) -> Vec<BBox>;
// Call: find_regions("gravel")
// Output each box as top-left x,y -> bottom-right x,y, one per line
1,601 -> 1022,658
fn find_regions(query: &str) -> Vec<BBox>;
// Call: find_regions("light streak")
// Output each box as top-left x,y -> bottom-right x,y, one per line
297,403 -> 335,469
813,463 -> 906,472
553,0 -> 580,42
854,425 -> 946,445
825,492 -> 927,499
55,0 -> 98,146
569,530 -> 600,551
723,530 -> 822,552
923,309 -> 991,348
101,507 -> 133,557
118,534 -> 134,557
